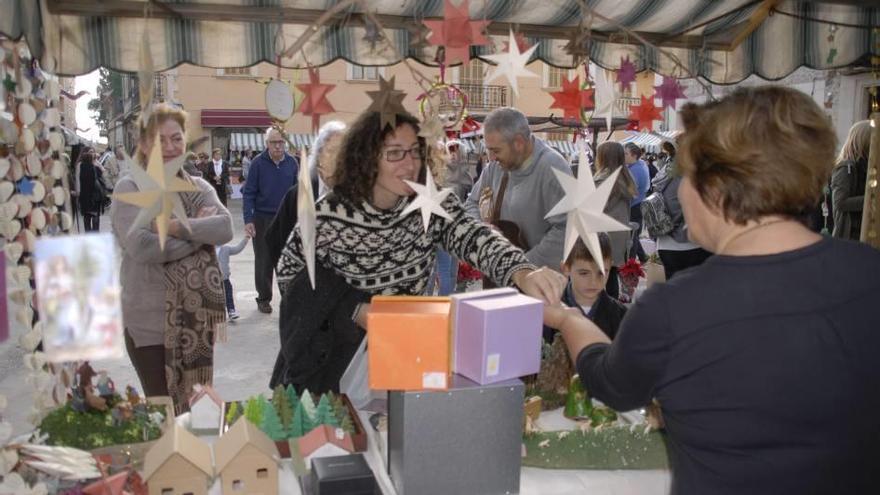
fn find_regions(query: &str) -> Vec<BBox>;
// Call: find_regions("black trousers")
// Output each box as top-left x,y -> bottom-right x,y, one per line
253,215 -> 274,303
658,247 -> 713,280
629,204 -> 647,262
83,213 -> 100,232
124,330 -> 168,397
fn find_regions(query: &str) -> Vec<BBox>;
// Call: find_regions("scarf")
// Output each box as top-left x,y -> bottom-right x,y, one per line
162,189 -> 227,415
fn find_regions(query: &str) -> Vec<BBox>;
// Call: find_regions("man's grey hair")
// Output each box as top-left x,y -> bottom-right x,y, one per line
308,120 -> 347,172
484,107 -> 531,142
264,126 -> 283,144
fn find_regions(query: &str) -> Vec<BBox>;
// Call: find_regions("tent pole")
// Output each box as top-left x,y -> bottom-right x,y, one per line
859,113 -> 880,248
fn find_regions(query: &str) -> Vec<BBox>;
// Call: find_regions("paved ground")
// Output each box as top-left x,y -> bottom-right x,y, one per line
0,198 -> 282,436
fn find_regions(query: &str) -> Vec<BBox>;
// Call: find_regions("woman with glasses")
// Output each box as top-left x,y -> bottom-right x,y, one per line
271,111 -> 565,392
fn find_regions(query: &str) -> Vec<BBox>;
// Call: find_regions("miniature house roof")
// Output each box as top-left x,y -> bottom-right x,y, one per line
214,417 -> 280,474
298,424 -> 355,459
188,384 -> 224,408
143,423 -> 214,480
82,471 -> 129,495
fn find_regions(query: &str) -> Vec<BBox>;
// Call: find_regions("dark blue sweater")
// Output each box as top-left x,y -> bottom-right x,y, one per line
242,150 -> 298,223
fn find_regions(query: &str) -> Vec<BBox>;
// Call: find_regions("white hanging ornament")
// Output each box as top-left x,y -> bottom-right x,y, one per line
482,29 -> 539,97
400,171 -> 453,233
18,102 -> 36,125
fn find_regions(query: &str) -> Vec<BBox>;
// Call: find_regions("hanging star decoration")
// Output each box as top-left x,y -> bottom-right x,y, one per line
483,29 -> 539,97
418,114 -> 447,144
423,0 -> 490,65
401,169 -> 453,233
594,66 -> 617,133
363,17 -> 385,53
112,138 -> 198,250
653,76 -> 686,109
628,95 -> 664,131
295,67 -> 336,133
502,31 -> 531,53
15,178 -> 35,195
545,142 -> 630,274
366,76 -> 407,130
137,26 -> 155,127
549,75 -> 595,122
616,55 -> 636,93
296,147 -> 317,289
407,22 -> 431,52
564,29 -> 591,63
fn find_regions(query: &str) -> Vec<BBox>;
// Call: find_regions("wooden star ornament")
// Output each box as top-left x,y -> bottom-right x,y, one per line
112,138 -> 198,250
483,29 -> 539,97
545,141 -> 630,273
367,76 -> 407,130
401,171 -> 453,233
549,75 -> 595,122
628,95 -> 664,131
422,0 -> 490,65
296,68 -> 336,133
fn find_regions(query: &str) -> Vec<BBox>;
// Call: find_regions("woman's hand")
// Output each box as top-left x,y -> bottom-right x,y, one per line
512,267 -> 566,305
197,206 -> 217,218
543,304 -> 581,330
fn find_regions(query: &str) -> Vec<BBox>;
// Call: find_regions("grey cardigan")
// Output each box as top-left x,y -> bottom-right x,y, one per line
111,175 -> 233,347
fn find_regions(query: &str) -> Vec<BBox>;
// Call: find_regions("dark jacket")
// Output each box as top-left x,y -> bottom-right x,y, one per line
265,171 -> 320,270
544,282 -> 627,342
830,158 -> 867,240
203,160 -> 231,202
651,161 -> 689,243
269,264 -> 370,394
242,150 -> 298,224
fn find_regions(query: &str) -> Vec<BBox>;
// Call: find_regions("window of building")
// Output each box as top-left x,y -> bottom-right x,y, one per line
347,63 -> 384,81
459,59 -> 486,85
543,65 -> 575,89
257,468 -> 268,478
218,66 -> 256,77
544,132 -> 571,142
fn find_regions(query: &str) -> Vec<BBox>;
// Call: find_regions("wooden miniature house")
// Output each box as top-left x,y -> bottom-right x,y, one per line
143,424 -> 214,495
188,384 -> 224,431
214,417 -> 280,495
297,424 -> 356,468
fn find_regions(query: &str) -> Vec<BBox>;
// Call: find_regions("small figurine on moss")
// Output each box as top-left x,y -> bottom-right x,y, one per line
564,375 -> 593,420
96,372 -> 116,399
125,385 -> 141,406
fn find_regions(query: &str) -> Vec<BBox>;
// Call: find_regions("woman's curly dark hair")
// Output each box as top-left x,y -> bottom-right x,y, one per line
332,111 -> 426,205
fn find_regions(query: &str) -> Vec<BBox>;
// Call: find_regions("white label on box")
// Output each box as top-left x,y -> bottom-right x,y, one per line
422,372 -> 447,389
486,353 -> 500,377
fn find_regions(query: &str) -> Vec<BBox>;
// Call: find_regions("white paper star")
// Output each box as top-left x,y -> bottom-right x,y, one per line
112,138 -> 198,249
296,147 -> 317,289
545,141 -> 630,274
401,171 -> 453,233
593,67 -> 617,133
483,30 -> 539,97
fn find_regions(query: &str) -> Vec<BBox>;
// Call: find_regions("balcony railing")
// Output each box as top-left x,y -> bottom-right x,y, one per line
458,83 -> 507,112
615,96 -> 641,115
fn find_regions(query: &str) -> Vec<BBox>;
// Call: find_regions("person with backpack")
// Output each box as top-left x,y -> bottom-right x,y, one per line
830,120 -> 870,240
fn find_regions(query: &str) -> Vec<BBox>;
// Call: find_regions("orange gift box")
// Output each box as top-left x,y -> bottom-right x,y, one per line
367,296 -> 452,391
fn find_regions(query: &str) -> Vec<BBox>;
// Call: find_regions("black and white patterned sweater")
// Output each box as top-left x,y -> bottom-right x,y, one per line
276,192 -> 536,296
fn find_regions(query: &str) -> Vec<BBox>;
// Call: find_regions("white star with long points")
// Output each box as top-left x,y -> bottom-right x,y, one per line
594,66 -> 617,134
296,147 -> 317,289
545,141 -> 630,274
401,171 -> 453,233
483,30 -> 539,97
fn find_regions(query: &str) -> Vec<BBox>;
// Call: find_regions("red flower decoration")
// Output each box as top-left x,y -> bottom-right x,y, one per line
423,0 -> 491,65
549,76 -> 595,122
628,95 -> 664,131
457,261 -> 483,281
653,76 -> 687,109
618,258 -> 646,279
616,55 -> 637,92
296,68 -> 336,133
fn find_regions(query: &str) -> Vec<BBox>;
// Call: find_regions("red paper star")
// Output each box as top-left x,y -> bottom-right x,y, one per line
549,76 -> 595,122
628,95 -> 664,131
616,55 -> 636,92
423,0 -> 490,65
653,76 -> 687,109
296,68 -> 336,132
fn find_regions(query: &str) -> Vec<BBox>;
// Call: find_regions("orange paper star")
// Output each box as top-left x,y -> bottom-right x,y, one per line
628,95 -> 664,131
423,0 -> 490,65
296,68 -> 336,133
549,76 -> 595,122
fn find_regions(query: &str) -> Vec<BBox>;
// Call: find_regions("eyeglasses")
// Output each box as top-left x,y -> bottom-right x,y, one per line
267,140 -> 286,147
384,146 -> 423,162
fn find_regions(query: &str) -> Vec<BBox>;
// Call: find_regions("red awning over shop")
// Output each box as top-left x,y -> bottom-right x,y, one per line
200,109 -> 272,128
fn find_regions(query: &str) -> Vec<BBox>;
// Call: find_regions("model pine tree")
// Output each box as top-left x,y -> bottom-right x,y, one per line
331,395 -> 348,424
339,413 -> 355,434
244,395 -> 265,426
300,390 -> 317,424
285,384 -> 299,413
224,401 -> 242,427
289,400 -> 307,438
260,397 -> 287,441
314,394 -> 339,427
272,385 -> 293,432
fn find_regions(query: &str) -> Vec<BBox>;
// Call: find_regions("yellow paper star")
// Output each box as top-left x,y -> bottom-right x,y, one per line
112,136 -> 198,249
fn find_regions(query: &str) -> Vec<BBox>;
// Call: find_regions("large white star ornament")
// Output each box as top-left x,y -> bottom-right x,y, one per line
401,171 -> 453,233
112,137 -> 198,249
545,142 -> 630,274
297,147 -> 317,289
594,67 -> 617,133
483,29 -> 539,97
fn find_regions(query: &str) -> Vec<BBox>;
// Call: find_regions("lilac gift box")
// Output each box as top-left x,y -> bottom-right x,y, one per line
451,289 -> 543,385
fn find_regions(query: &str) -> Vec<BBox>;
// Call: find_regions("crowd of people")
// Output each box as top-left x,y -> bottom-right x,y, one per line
95,83 -> 878,492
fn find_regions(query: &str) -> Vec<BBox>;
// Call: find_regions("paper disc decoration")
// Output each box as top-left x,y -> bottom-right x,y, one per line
418,82 -> 468,129
48,132 -> 63,151
265,79 -> 295,121
18,102 -> 36,125
0,158 -> 8,177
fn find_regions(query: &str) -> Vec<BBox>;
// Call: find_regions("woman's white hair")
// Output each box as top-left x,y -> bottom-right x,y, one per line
308,120 -> 347,171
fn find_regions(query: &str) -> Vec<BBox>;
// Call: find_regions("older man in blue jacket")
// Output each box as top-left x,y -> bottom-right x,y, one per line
243,128 -> 299,314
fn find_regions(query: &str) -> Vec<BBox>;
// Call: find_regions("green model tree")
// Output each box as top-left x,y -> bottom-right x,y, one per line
289,400 -> 308,438
300,390 -> 317,424
244,395 -> 265,426
260,397 -> 287,441
224,401 -> 242,427
285,384 -> 299,413
272,385 -> 293,432
339,413 -> 355,434
313,394 -> 339,427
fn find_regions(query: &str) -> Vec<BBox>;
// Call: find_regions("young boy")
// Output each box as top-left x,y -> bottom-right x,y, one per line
216,235 -> 250,320
556,233 -> 628,340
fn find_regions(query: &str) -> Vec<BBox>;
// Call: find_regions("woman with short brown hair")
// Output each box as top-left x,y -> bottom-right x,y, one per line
546,86 -> 880,494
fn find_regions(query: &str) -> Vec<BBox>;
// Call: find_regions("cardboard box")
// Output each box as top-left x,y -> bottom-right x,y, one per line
300,454 -> 380,495
367,296 -> 451,391
388,375 -> 524,495
453,290 -> 543,384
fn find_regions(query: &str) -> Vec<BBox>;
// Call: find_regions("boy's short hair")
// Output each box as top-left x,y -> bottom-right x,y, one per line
564,233 -> 612,267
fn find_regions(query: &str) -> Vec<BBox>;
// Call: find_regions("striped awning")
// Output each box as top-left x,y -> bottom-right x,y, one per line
229,132 -> 265,152
6,1 -> 875,84
620,130 -> 682,153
